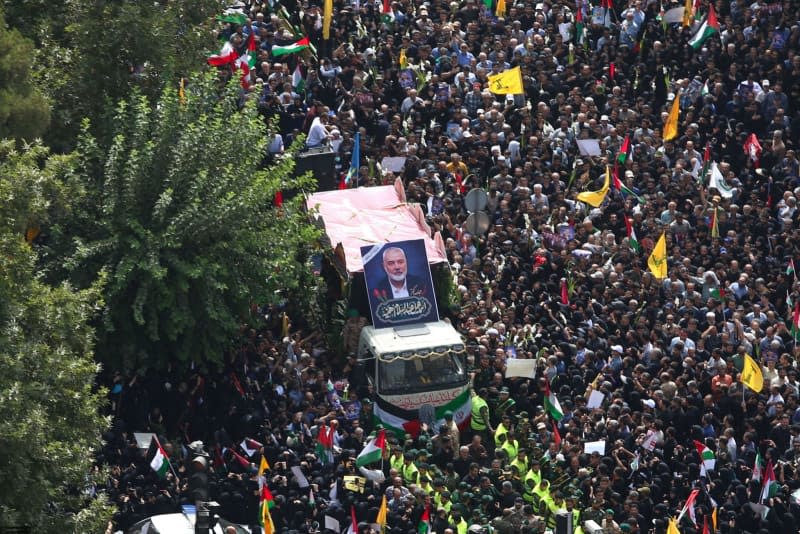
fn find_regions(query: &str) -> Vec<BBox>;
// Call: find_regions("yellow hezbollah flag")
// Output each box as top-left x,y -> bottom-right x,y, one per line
741,354 -> 764,392
667,517 -> 681,534
576,166 -> 610,207
682,0 -> 693,26
488,66 -> 523,94
323,0 -> 333,39
648,232 -> 668,279
496,0 -> 506,17
376,495 -> 388,529
399,48 -> 408,69
258,455 -> 270,477
663,89 -> 681,141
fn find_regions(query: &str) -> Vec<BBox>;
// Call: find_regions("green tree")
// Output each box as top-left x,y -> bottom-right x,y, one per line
35,0 -> 220,151
0,140 -> 110,532
53,77 -> 318,370
0,11 -> 50,141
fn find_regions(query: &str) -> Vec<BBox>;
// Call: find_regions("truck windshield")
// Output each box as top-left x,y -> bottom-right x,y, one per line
377,349 -> 466,395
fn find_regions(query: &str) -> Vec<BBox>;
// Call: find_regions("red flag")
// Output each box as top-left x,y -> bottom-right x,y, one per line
702,515 -> 710,534
338,176 -> 347,190
609,62 -> 615,80
382,0 -> 391,15
231,372 -> 246,397
274,190 -> 283,207
454,173 -> 465,195
230,448 -> 251,468
552,419 -> 561,447
208,42 -> 238,67
743,133 -> 762,168
349,505 -> 358,534
560,278 -> 569,305
612,165 -> 623,190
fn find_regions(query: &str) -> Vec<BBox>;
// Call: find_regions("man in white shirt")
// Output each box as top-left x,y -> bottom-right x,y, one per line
306,112 -> 330,148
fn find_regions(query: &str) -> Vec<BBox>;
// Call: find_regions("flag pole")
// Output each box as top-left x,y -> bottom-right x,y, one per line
155,435 -> 181,482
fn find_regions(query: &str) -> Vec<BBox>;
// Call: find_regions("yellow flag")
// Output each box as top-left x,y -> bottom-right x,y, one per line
741,354 -> 764,393
576,166 -> 610,207
178,78 -> 186,105
488,66 -> 523,94
323,0 -> 333,39
258,455 -> 270,477
496,0 -> 506,17
376,495 -> 388,528
682,0 -> 693,26
663,89 -> 681,141
711,507 -> 717,532
399,48 -> 408,69
647,232 -> 668,279
281,312 -> 290,338
667,517 -> 681,534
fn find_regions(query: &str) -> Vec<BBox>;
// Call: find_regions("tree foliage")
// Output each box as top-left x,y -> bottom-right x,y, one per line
0,140 -> 109,532
35,0 -> 219,151
0,10 -> 50,141
51,77 -> 319,370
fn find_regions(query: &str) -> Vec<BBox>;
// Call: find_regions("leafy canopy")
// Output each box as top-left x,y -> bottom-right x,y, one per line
0,139 -> 110,532
56,77 -> 318,370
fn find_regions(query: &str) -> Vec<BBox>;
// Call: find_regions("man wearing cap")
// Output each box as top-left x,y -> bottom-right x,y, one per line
494,387 -> 516,425
443,410 -> 461,452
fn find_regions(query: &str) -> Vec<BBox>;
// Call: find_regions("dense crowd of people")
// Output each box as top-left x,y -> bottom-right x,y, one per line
99,0 -> 800,533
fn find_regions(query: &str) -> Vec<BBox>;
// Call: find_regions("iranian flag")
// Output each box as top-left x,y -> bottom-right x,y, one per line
760,460 -> 778,502
625,214 -> 641,253
207,41 -> 238,66
272,37 -> 311,57
617,135 -> 633,164
356,429 -> 386,467
149,437 -> 170,478
544,379 -> 563,421
752,451 -> 763,482
373,386 -> 472,438
688,4 -> 719,49
693,440 -> 715,476
418,505 -> 431,534
710,287 -> 725,301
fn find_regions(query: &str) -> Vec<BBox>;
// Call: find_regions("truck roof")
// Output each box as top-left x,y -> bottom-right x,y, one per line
306,179 -> 448,274
360,321 -> 465,356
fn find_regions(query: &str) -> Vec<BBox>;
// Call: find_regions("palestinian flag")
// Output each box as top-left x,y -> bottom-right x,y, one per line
625,215 -> 641,253
418,506 -> 431,534
315,423 -> 335,465
792,300 -> 800,342
787,258 -> 796,278
710,287 -> 725,300
575,8 -> 585,46
373,386 -> 472,438
272,37 -> 311,57
260,486 -> 275,534
552,418 -> 562,447
347,505 -> 358,534
752,451 -> 763,482
618,135 -> 633,164
677,488 -> 700,525
293,64 -> 305,93
240,437 -> 263,457
693,440 -> 715,476
381,0 -> 394,24
689,4 -> 719,49
612,167 -> 646,204
760,460 -> 778,502
230,448 -> 251,469
356,429 -> 386,467
543,379 -> 563,421
207,41 -> 238,67
149,437 -> 170,478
